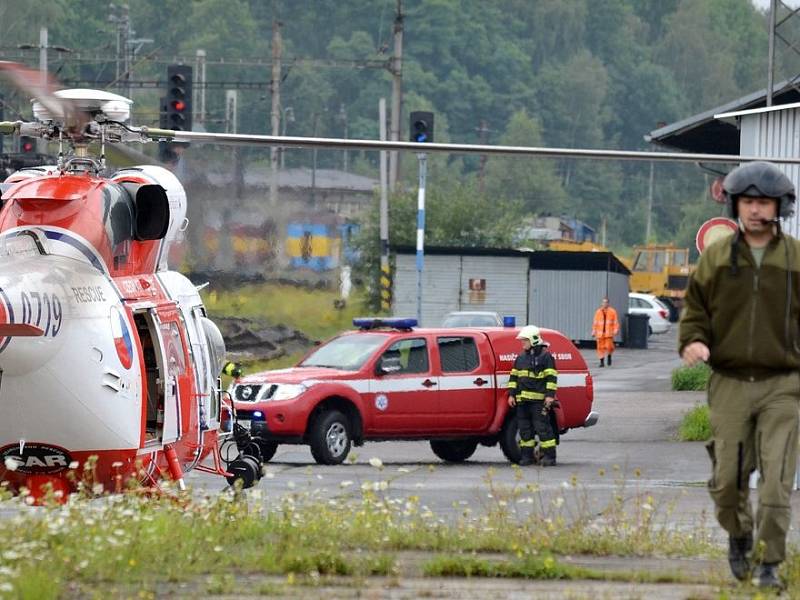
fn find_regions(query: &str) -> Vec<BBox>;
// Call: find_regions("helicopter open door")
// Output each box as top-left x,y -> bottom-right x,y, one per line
133,307 -> 181,446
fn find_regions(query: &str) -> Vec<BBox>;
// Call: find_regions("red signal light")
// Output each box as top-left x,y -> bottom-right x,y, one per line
171,100 -> 186,112
22,142 -> 33,152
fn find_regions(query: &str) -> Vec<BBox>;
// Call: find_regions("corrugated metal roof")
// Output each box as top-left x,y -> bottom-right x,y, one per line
645,80 -> 800,153
715,101 -> 800,119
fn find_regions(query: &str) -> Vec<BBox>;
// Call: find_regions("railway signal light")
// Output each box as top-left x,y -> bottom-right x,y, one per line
20,136 -> 35,153
409,111 -> 434,143
166,64 -> 192,132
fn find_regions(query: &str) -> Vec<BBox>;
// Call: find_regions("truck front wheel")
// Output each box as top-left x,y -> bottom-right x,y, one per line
309,410 -> 351,465
430,439 -> 478,463
499,417 -> 522,464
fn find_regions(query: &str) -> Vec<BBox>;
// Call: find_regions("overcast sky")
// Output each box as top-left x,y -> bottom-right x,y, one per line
751,0 -> 800,10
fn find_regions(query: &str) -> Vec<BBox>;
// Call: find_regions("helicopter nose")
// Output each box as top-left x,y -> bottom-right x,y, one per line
0,255 -> 70,375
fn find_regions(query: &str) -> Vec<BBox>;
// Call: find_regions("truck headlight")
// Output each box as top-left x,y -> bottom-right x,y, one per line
273,384 -> 307,401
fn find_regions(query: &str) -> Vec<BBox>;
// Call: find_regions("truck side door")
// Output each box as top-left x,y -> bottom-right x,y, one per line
368,336 -> 439,433
435,334 -> 495,431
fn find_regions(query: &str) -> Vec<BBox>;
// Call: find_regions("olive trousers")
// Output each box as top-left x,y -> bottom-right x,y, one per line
706,371 -> 800,564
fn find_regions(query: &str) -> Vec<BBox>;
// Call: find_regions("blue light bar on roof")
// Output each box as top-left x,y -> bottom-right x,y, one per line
353,317 -> 418,330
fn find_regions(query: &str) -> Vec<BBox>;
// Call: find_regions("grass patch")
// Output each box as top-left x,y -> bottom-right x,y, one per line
678,404 -> 711,441
202,282 -> 373,342
0,465 -> 725,597
671,363 -> 711,391
424,553 -> 594,580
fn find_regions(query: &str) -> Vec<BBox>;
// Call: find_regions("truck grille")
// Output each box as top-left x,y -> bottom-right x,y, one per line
234,383 -> 277,402
667,275 -> 689,290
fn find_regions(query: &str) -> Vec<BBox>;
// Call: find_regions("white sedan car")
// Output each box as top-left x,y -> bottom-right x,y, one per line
628,292 -> 672,334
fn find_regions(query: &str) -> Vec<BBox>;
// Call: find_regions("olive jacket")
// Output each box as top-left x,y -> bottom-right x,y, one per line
679,231 -> 800,379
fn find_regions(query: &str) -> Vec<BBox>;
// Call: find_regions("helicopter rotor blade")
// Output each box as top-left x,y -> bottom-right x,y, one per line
141,127 -> 800,166
0,61 -> 90,132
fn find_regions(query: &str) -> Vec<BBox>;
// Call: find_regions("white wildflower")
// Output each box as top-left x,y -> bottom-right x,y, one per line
368,457 -> 383,469
339,480 -> 354,488
3,458 -> 18,471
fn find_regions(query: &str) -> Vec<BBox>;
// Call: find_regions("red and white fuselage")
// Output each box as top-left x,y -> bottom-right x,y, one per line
0,165 -> 227,497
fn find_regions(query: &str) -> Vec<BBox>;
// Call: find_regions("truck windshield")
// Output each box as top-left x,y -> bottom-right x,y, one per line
300,333 -> 390,370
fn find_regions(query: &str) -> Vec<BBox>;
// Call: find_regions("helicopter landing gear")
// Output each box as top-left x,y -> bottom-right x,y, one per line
223,422 -> 265,489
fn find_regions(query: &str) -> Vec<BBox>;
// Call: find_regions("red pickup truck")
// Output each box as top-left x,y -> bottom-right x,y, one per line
230,319 -> 597,465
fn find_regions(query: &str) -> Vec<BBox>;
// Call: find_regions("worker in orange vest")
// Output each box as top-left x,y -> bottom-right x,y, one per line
592,297 -> 620,368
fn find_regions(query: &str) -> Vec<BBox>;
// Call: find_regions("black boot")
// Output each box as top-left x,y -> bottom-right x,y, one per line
728,534 -> 752,582
599,358 -> 604,368
752,562 -> 783,589
519,446 -> 534,466
607,354 -> 612,366
540,448 -> 556,467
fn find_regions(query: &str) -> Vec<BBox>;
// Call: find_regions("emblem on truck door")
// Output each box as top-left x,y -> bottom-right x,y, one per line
375,394 -> 389,411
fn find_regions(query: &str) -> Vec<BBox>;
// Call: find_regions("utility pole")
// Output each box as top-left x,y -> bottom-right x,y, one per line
270,20 -> 282,206
339,103 -> 349,172
645,161 -> 654,242
767,0 -> 777,106
38,27 -> 47,153
195,49 -> 207,126
389,0 -> 403,190
477,119 -> 489,193
379,98 -> 391,312
415,153 -> 428,324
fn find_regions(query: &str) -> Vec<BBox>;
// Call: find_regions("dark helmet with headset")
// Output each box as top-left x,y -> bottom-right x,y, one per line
722,161 -> 796,220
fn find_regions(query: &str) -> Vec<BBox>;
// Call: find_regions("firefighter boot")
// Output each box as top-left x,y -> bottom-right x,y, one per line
519,446 -> 534,466
540,447 -> 556,467
728,534 -> 752,582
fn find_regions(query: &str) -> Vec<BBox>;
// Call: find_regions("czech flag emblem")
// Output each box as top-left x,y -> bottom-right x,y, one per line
110,305 -> 133,370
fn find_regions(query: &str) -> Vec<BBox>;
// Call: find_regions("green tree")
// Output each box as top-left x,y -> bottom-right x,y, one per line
483,110 -> 567,215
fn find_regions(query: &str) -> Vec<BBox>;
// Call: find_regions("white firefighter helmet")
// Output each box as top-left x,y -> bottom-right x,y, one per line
516,325 -> 543,346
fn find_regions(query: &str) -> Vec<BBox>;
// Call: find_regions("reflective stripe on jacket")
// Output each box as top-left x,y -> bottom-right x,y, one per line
507,348 -> 558,400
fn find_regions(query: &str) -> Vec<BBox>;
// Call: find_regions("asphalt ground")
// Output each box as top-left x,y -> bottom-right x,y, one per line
190,326 -> 718,531
183,326 -> 800,596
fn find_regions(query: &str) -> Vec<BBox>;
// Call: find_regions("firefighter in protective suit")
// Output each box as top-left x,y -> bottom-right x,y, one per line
507,325 -> 558,466
680,161 -> 800,589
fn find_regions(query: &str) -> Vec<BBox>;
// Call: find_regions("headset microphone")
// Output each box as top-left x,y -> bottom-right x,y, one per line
760,218 -> 781,225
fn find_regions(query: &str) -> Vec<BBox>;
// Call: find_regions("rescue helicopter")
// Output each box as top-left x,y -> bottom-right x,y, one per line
1,58 -> 799,502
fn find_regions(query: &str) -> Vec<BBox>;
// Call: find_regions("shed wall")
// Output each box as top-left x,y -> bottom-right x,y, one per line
529,270 -> 628,343
393,254 -> 528,326
740,110 -> 800,237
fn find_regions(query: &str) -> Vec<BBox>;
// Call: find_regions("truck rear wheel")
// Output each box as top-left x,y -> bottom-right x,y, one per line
309,410 -> 351,465
499,416 -> 522,464
430,439 -> 478,463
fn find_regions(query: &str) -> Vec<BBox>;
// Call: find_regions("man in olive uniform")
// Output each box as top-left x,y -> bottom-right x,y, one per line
507,325 -> 558,466
680,161 -> 800,589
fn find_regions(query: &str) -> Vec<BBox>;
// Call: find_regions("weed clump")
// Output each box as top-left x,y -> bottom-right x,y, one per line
671,363 -> 711,391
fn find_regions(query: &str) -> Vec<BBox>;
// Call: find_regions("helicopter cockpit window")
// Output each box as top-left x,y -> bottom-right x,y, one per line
102,185 -> 134,260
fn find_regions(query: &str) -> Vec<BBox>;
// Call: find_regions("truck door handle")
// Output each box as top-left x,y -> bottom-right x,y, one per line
421,378 -> 437,388
473,377 -> 488,386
